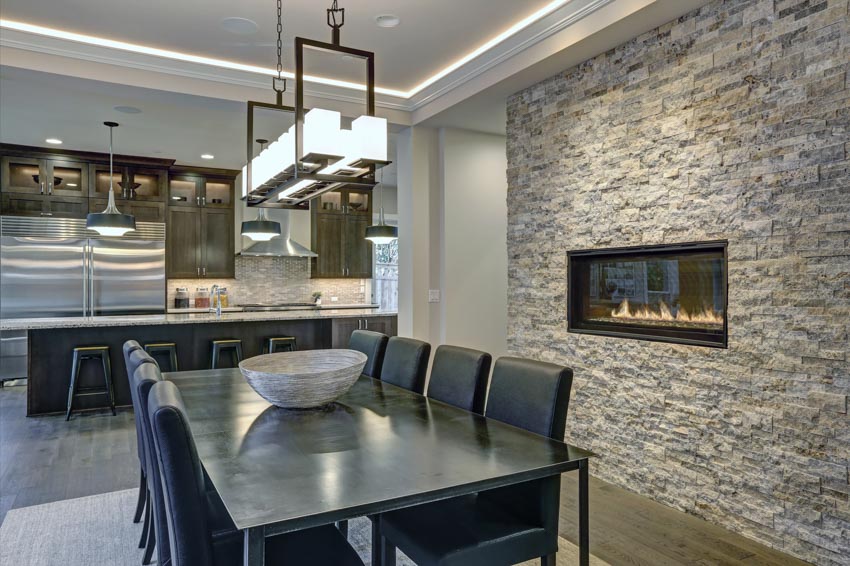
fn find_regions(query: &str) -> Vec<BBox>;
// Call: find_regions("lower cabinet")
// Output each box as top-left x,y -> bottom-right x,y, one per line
331,315 -> 398,348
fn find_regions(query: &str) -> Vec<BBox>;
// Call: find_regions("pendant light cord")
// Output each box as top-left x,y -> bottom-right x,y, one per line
109,125 -> 114,193
272,0 -> 287,98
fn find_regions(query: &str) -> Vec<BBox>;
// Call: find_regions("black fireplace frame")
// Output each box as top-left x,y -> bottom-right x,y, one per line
567,241 -> 728,348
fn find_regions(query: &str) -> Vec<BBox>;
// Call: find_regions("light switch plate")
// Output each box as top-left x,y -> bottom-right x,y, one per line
428,290 -> 441,303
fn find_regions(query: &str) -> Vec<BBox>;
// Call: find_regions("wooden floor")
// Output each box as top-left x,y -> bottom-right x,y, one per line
0,384 -> 810,565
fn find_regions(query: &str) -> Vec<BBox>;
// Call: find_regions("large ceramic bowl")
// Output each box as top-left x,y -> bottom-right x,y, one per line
239,349 -> 367,409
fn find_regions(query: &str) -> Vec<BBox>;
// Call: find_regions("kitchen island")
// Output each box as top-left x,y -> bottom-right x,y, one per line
2,309 -> 397,416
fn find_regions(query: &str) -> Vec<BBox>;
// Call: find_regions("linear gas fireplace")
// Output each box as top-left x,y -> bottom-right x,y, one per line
568,241 -> 728,347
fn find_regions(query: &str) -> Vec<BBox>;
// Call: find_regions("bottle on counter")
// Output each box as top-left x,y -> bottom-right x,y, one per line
218,287 -> 229,308
174,287 -> 190,309
195,287 -> 210,309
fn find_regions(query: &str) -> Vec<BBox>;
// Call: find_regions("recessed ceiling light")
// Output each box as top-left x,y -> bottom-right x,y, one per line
201,154 -> 215,160
45,138 -> 62,144
114,105 -> 142,114
221,17 -> 259,35
375,15 -> 400,28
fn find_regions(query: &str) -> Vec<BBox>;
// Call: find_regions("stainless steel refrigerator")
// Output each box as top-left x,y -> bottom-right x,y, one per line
0,216 -> 166,382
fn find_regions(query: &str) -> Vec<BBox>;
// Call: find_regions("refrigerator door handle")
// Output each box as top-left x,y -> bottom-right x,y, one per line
82,244 -> 88,316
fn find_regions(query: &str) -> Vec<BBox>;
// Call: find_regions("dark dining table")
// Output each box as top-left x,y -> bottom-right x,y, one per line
167,369 -> 593,566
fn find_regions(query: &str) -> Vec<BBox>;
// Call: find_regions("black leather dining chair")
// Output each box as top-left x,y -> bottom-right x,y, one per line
375,356 -> 574,566
379,337 -> 431,394
426,345 -> 492,415
348,330 -> 389,378
122,341 -> 148,525
132,360 -> 171,566
123,341 -> 159,564
147,379 -> 365,566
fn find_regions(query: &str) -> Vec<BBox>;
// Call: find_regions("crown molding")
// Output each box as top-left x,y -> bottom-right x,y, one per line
0,0 -> 632,118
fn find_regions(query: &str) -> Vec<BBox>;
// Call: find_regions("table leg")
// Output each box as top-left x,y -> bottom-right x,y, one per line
579,459 -> 589,566
244,527 -> 265,566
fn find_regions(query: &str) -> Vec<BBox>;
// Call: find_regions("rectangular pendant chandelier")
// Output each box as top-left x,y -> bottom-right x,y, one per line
243,36 -> 390,208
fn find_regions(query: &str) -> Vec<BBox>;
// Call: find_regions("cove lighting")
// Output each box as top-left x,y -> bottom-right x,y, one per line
1,1 -> 573,99
0,19 -> 406,98
201,154 -> 215,160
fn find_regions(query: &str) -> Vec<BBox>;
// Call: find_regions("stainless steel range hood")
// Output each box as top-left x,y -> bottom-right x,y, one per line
239,210 -> 317,257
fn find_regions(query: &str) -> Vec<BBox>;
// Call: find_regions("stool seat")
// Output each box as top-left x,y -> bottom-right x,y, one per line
144,342 -> 179,372
210,339 -> 243,369
66,345 -> 115,421
264,336 -> 297,354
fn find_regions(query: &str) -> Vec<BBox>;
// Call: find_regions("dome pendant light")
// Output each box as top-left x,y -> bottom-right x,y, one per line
241,207 -> 282,241
365,171 -> 397,244
86,122 -> 136,236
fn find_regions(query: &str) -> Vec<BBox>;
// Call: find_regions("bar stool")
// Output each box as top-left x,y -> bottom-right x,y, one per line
210,339 -> 243,369
263,336 -> 297,354
144,342 -> 179,372
66,345 -> 116,421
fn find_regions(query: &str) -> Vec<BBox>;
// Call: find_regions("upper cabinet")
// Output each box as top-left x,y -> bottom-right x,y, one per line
165,166 -> 238,279
2,156 -> 88,198
168,169 -> 234,208
1,145 -> 173,221
89,164 -> 166,202
311,188 -> 373,279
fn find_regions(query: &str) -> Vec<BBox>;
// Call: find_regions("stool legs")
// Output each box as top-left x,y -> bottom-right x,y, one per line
101,352 -> 116,416
211,341 -> 243,369
144,343 -> 179,372
65,347 -> 114,420
65,350 -> 83,421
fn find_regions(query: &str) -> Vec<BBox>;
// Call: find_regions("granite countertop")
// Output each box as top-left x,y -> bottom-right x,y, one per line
166,304 -> 380,314
0,309 -> 398,331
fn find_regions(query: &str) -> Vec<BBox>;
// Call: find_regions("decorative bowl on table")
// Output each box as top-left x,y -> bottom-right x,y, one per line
239,349 -> 367,409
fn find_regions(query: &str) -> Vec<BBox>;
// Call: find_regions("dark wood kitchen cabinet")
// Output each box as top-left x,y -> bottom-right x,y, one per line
89,198 -> 165,222
331,315 -> 397,348
311,188 -> 373,279
166,166 -> 238,279
89,164 -> 167,202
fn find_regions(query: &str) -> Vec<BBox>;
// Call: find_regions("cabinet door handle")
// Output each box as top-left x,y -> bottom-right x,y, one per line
201,196 -> 206,206
197,267 -> 201,277
202,266 -> 206,276
364,319 -> 368,330
357,319 -> 362,330
40,212 -> 53,217
40,182 -> 45,195
48,182 -> 53,195
196,195 -> 201,206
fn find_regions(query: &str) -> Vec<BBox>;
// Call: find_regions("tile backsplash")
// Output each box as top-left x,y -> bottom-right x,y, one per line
167,256 -> 368,307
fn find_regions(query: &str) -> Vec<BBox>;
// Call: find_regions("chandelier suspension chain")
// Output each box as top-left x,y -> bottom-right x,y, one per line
273,0 -> 287,97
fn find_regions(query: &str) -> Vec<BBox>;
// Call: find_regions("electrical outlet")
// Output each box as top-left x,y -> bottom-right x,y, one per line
428,290 -> 441,303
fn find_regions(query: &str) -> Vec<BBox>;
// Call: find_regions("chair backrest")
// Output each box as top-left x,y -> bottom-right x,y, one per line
148,379 -> 214,566
123,341 -> 156,469
133,362 -> 171,566
380,337 -> 431,394
348,330 -> 389,378
484,357 -> 573,440
426,345 -> 492,414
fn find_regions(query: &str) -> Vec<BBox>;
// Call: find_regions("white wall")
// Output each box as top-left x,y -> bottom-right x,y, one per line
438,129 -> 508,357
396,126 -> 507,358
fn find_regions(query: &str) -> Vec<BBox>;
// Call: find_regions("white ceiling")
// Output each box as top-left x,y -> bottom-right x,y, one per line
0,0 -> 556,93
0,65 -> 398,180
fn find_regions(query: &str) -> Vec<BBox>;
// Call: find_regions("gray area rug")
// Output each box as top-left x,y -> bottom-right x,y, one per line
0,489 -> 607,565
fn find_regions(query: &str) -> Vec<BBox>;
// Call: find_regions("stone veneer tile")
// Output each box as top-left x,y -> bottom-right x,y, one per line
506,0 -> 849,563
167,256 -> 367,307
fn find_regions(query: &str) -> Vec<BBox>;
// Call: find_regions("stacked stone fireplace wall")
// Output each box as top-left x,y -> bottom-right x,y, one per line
505,0 -> 849,563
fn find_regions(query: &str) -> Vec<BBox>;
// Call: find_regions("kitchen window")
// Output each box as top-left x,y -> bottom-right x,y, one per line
373,237 -> 398,311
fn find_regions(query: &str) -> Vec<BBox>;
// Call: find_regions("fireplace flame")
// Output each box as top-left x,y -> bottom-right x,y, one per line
611,298 -> 723,325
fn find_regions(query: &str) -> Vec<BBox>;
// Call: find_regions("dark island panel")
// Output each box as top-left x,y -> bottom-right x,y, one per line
27,316 -> 396,416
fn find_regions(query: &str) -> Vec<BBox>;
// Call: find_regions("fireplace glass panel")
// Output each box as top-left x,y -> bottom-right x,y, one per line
568,242 -> 727,347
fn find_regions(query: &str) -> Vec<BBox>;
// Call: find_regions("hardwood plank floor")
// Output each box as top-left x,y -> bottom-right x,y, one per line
0,384 -> 811,565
